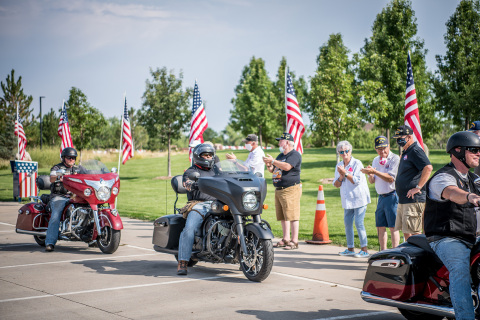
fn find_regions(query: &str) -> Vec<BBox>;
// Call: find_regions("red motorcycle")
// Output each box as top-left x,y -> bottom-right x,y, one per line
15,159 -> 123,254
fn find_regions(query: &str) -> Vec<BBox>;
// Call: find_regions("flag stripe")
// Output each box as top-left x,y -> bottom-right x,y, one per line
189,82 -> 208,161
285,72 -> 305,154
58,101 -> 74,154
121,97 -> 134,165
404,52 -> 424,150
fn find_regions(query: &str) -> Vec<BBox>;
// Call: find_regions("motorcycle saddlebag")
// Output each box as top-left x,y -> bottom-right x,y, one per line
362,243 -> 432,301
152,214 -> 185,250
16,203 -> 48,232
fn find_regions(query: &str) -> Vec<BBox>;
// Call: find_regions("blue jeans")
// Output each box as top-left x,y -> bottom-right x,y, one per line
344,205 -> 368,248
430,237 -> 474,320
178,201 -> 212,261
46,196 -> 70,246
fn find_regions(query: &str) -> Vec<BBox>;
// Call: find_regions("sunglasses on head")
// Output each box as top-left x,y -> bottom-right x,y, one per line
466,147 -> 480,154
65,156 -> 76,160
339,150 -> 350,155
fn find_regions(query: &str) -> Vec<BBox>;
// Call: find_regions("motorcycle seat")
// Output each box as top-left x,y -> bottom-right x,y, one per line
406,234 -> 443,265
171,175 -> 187,194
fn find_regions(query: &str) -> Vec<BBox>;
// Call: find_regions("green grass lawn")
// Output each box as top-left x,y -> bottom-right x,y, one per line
0,147 -> 453,250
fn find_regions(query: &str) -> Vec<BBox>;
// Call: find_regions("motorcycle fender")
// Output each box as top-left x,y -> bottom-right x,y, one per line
98,210 -> 123,230
245,222 -> 273,240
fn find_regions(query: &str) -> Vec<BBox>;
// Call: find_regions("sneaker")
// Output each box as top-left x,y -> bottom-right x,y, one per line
338,249 -> 356,256
354,250 -> 370,258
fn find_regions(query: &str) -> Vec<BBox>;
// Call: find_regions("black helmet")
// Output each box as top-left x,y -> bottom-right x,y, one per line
61,147 -> 78,158
446,131 -> 480,168
192,144 -> 215,169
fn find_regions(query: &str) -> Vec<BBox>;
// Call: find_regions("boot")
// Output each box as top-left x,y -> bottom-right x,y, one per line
177,260 -> 188,275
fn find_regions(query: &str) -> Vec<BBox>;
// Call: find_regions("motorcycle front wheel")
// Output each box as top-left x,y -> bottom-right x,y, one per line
240,230 -> 274,282
97,227 -> 121,254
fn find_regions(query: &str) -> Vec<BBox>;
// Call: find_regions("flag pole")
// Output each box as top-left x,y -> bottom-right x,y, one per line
115,93 -> 126,209
284,67 -> 288,130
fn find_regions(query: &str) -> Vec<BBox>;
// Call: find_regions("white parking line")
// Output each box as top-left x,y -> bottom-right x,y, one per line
0,222 -> 15,226
0,275 -> 244,303
125,244 -> 156,252
272,272 -> 362,292
0,253 -> 157,269
0,230 -> 14,233
313,311 -> 394,320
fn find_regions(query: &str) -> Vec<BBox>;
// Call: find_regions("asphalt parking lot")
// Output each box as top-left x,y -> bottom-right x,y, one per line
0,202 -> 404,320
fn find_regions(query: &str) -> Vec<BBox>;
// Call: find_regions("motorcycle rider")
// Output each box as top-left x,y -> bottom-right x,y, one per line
45,147 -> 85,252
424,131 -> 480,320
177,143 -> 216,275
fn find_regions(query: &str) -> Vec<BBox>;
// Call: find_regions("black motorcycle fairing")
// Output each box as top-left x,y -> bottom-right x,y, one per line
197,174 -> 267,216
245,222 -> 274,240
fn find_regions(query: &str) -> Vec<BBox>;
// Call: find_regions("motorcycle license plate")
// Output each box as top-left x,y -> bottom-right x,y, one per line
98,203 -> 110,209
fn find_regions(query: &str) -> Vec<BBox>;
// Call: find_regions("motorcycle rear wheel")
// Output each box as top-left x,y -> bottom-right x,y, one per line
34,235 -> 46,247
398,308 -> 444,320
97,227 -> 121,254
240,231 -> 274,282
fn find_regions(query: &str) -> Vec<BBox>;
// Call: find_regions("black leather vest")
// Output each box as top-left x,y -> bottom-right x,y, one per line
50,162 -> 79,196
424,163 -> 478,244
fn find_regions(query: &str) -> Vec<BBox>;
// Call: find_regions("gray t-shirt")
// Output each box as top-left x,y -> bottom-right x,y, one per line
428,171 -> 469,202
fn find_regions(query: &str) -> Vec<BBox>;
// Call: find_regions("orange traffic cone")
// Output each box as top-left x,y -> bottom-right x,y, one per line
306,185 -> 332,245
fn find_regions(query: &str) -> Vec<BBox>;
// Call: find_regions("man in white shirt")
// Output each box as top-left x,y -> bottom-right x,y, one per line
361,136 -> 400,250
226,134 -> 265,177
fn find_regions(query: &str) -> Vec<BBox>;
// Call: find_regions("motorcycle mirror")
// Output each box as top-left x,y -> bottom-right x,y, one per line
56,169 -> 66,176
188,171 -> 200,181
111,167 -> 117,173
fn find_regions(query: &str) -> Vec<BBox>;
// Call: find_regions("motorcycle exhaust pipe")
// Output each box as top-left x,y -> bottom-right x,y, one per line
15,229 -> 46,236
360,291 -> 455,318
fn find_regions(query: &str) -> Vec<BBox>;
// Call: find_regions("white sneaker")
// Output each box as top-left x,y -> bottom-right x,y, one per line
354,250 -> 370,258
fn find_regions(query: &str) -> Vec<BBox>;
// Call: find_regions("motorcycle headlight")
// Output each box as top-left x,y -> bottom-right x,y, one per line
242,192 -> 258,211
96,186 -> 111,201
112,187 -> 119,195
84,188 -> 92,197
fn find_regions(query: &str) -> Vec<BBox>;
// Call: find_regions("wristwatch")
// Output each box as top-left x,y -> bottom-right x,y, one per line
345,172 -> 349,177
416,184 -> 421,189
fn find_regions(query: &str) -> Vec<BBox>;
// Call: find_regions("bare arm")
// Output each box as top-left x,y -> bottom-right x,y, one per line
442,186 -> 480,206
406,164 -> 433,199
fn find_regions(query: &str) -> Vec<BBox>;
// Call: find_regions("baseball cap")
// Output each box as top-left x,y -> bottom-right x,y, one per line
243,134 -> 258,142
374,136 -> 389,149
275,132 -> 294,141
392,125 -> 414,138
468,121 -> 480,131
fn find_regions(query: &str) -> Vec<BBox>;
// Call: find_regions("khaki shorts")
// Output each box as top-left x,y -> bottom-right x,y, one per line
275,184 -> 302,221
395,202 -> 425,234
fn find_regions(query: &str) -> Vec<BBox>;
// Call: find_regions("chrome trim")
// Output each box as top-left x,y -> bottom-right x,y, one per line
16,229 -> 46,236
32,214 -> 47,230
371,259 -> 402,268
361,291 -> 455,317
68,177 -> 83,184
85,178 -> 115,190
93,210 -> 102,236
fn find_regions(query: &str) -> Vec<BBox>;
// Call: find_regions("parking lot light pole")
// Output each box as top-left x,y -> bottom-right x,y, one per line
39,96 -> 45,149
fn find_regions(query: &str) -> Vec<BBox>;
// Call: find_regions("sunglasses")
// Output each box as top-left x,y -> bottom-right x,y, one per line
201,153 -> 214,158
339,150 -> 350,155
466,147 -> 480,154
65,156 -> 76,160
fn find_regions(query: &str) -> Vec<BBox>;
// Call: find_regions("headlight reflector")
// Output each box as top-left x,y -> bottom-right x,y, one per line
96,186 -> 111,201
242,192 -> 258,211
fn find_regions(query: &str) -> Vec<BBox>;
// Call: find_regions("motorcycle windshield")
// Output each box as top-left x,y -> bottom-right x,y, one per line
213,159 -> 252,175
79,159 -> 111,174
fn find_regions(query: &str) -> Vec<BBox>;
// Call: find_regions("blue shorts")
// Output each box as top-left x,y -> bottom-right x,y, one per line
375,192 -> 398,228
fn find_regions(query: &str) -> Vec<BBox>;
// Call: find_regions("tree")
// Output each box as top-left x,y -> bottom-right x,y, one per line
66,87 -> 106,161
356,0 -> 436,141
230,57 -> 277,147
434,0 -> 480,129
139,67 -> 190,176
220,124 -> 244,146
0,69 -> 33,159
272,57 -> 308,138
41,108 -> 60,146
307,33 -> 359,148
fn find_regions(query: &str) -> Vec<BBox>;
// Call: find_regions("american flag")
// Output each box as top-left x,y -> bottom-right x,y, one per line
14,112 -> 27,160
188,81 -> 208,161
58,101 -> 74,153
15,161 -> 38,198
404,52 -> 424,149
285,72 -> 305,154
121,97 -> 134,164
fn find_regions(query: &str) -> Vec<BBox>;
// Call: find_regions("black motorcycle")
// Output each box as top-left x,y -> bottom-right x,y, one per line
152,159 -> 274,282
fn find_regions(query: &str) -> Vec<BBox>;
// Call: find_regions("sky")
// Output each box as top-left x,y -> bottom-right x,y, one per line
0,0 -> 461,133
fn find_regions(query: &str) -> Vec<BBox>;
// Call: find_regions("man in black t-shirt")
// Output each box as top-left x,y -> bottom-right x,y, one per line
392,125 -> 433,240
263,132 -> 302,250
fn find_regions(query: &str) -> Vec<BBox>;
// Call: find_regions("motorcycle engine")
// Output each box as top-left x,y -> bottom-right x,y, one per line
61,206 -> 93,241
